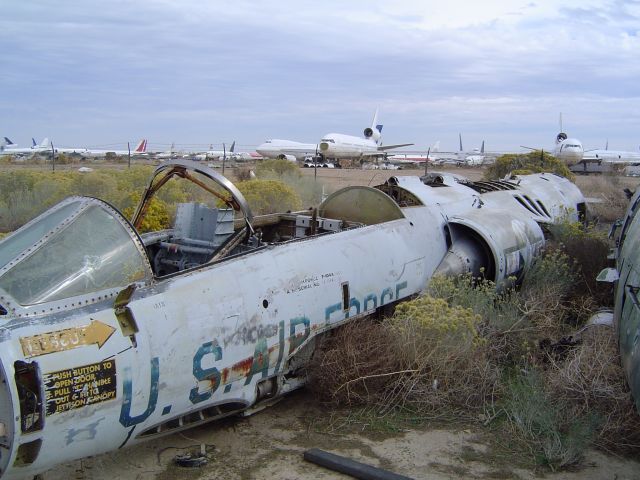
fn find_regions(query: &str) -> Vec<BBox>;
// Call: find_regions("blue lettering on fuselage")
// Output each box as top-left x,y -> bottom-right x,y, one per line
120,357 -> 160,427
116,282 -> 410,431
189,341 -> 223,404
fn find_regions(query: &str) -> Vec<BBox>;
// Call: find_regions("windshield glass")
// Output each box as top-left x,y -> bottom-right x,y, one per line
0,200 -> 83,271
0,202 -> 148,305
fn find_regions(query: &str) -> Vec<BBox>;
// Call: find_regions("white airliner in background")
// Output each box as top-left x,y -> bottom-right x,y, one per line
428,135 -> 487,166
582,141 -> 640,164
50,140 -> 90,155
551,132 -> 583,165
465,140 -> 487,166
191,141 -> 260,162
522,114 -> 583,165
82,139 -> 148,157
28,138 -> 90,156
255,139 -> 319,162
156,142 -> 178,160
0,137 -> 24,155
192,141 -> 235,161
1,137 -> 19,149
318,109 -> 413,159
0,137 -> 51,156
386,141 -> 441,166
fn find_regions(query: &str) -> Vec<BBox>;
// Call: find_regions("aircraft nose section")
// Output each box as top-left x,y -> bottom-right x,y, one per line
319,142 -> 330,152
564,149 -> 583,166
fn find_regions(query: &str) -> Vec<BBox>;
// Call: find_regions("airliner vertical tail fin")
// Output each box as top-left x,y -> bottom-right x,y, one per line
134,139 -> 147,153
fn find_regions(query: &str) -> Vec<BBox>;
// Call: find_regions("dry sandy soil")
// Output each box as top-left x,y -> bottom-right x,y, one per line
42,166 -> 640,479
45,389 -> 640,480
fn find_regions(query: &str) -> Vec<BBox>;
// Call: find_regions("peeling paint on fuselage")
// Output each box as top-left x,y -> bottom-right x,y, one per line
0,172 -> 588,479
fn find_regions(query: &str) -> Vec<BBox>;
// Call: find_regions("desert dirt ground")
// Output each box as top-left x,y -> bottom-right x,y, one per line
41,165 -> 640,480
45,389 -> 640,480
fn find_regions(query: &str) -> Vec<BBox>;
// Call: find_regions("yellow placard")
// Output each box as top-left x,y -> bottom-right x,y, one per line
44,359 -> 117,415
20,320 -> 116,358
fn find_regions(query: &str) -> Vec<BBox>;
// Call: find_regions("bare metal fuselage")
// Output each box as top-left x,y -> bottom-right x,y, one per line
0,163 -> 585,478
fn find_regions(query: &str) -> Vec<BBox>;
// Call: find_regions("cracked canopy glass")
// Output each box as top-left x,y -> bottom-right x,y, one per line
0,203 -> 147,305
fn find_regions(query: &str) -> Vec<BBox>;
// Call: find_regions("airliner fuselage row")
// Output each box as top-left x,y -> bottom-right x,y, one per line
0,139 -> 148,157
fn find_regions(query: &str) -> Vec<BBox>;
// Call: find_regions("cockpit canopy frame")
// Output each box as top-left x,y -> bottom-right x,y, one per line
0,196 -> 151,314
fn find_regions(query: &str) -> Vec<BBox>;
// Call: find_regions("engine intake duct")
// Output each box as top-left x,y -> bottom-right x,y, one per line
434,233 -> 492,280
435,209 -> 545,287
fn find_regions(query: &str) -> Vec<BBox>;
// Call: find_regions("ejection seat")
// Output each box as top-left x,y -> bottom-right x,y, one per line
152,203 -> 234,275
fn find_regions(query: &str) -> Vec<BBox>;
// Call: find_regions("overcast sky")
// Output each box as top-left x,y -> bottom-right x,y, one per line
1,0 -> 639,152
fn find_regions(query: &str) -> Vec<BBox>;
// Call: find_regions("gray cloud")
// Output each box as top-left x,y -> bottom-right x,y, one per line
0,0 -> 639,151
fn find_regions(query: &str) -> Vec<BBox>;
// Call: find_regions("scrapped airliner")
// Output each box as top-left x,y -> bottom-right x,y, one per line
582,141 -> 640,164
0,138 -> 18,150
191,142 -> 261,162
0,160 -> 586,478
156,143 -> 179,160
192,141 -> 235,161
522,114 -> 584,165
465,140 -> 487,166
82,139 -> 148,158
425,135 -> 487,166
50,140 -> 91,156
0,138 -> 50,157
255,139 -> 319,162
318,109 -> 413,159
386,141 -> 441,166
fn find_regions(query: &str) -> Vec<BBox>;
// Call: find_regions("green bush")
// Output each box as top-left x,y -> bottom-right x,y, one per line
236,179 -> 302,215
122,192 -> 171,233
428,274 -> 521,333
255,159 -> 300,178
485,151 -> 574,180
386,296 -> 494,414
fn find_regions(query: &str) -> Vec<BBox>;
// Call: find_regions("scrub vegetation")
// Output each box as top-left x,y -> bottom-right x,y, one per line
485,151 -> 574,180
309,222 -> 640,471
0,165 -> 304,234
252,158 -> 328,208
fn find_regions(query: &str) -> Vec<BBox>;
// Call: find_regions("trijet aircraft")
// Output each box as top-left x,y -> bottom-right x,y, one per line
318,109 -> 413,160
0,160 -> 585,478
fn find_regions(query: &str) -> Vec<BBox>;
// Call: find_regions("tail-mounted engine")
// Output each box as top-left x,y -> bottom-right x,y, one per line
363,126 -> 382,143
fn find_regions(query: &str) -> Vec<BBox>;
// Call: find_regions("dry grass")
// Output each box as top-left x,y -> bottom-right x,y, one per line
307,247 -> 640,469
381,297 -> 498,417
308,298 -> 498,420
575,174 -> 632,223
307,319 -> 402,407
544,326 -> 640,454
